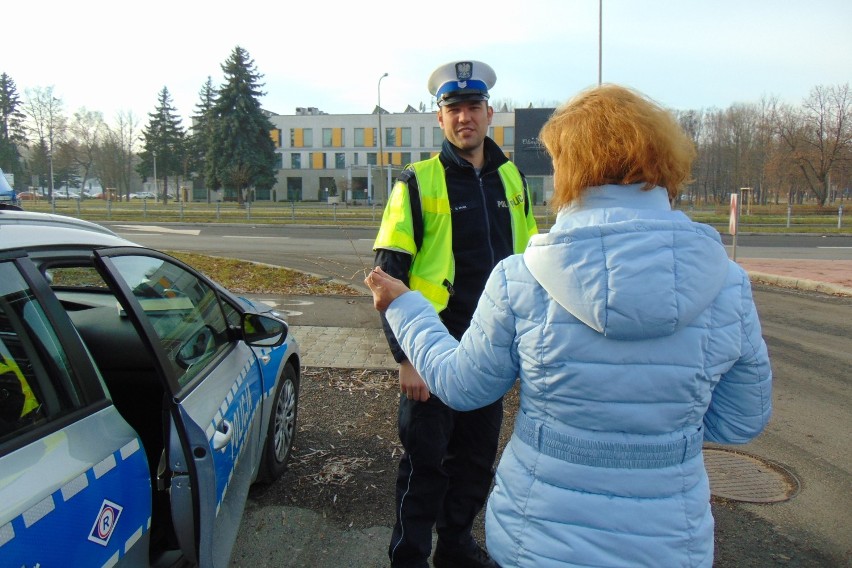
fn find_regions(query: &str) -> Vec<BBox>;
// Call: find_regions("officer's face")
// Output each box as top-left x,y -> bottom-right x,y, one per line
437,100 -> 493,154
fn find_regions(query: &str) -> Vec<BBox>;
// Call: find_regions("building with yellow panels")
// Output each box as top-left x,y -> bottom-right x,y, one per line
261,106 -> 551,205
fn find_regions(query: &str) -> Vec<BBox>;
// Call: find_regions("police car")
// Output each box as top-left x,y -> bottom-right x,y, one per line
0,207 -> 300,566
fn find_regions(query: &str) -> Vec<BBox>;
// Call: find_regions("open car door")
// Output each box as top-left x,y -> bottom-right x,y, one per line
92,248 -> 266,566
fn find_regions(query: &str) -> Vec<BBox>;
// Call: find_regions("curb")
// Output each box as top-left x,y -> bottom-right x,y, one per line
747,271 -> 852,297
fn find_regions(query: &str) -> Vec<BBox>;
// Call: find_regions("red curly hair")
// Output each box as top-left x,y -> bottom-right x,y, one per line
540,84 -> 696,211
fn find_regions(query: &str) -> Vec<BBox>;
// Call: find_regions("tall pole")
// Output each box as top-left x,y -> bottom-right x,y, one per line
377,72 -> 388,204
48,149 -> 54,199
598,0 -> 603,85
153,150 -> 158,201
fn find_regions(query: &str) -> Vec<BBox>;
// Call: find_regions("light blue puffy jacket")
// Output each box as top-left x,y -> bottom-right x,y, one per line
384,184 -> 772,568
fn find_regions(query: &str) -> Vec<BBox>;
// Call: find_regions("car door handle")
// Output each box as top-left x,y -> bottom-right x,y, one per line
212,420 -> 233,450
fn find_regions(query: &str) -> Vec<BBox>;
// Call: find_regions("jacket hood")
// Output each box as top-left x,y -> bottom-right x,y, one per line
524,185 -> 730,340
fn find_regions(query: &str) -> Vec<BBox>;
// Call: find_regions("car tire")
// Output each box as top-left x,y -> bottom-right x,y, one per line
257,362 -> 299,483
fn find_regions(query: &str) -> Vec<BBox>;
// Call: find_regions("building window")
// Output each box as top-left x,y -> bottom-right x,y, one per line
419,127 -> 425,147
504,127 -> 515,146
291,153 -> 301,169
321,128 -> 344,148
353,153 -> 360,165
355,127 -> 376,147
290,128 -> 313,148
366,153 -> 377,166
419,152 -> 431,161
351,177 -> 368,200
432,127 -> 443,146
383,127 -> 412,148
401,152 -> 411,166
335,153 -> 346,169
320,177 -> 337,198
287,177 -> 302,201
270,128 -> 282,148
311,152 -> 326,169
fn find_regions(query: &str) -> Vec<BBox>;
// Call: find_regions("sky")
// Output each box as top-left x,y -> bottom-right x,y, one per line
4,0 -> 851,126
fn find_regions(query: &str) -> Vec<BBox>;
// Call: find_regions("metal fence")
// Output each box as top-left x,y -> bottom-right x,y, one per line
15,198 -> 849,233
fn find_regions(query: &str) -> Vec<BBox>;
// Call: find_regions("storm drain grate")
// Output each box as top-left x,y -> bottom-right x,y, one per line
704,447 -> 800,503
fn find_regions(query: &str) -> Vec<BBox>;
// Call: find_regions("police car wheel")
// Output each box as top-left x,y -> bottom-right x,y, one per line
258,363 -> 299,483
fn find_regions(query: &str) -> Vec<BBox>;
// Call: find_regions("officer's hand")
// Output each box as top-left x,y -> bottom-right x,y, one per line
399,360 -> 430,401
365,267 -> 410,312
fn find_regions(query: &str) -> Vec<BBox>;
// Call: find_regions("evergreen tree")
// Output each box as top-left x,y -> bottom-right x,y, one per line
0,73 -> 27,183
138,87 -> 186,203
206,46 -> 277,204
191,76 -> 217,202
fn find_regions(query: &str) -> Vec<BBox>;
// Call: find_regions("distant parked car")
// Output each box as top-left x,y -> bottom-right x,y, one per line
82,189 -> 103,199
16,191 -> 42,201
52,189 -> 81,200
130,191 -> 157,200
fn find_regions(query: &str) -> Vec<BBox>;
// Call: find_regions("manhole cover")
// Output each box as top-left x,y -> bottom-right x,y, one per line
704,447 -> 799,503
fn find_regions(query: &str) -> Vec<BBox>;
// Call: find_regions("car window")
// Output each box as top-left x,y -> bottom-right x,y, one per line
0,262 -> 85,445
220,297 -> 243,328
108,255 -> 231,388
46,265 -> 109,289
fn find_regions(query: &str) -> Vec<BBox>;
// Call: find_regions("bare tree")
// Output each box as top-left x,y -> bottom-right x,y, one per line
776,84 -> 852,205
675,109 -> 704,203
66,108 -> 106,191
96,110 -> 140,200
24,86 -> 67,196
697,108 -> 733,204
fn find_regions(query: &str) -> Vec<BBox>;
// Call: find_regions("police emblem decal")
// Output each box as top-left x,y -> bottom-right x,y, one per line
88,499 -> 123,546
455,62 -> 472,81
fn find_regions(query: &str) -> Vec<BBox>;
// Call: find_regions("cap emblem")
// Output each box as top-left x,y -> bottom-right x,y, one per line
455,62 -> 473,81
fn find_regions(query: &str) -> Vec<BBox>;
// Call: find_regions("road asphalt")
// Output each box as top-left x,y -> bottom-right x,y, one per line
248,258 -> 852,370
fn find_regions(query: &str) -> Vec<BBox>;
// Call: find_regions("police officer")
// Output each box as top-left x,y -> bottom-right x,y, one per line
373,60 -> 538,568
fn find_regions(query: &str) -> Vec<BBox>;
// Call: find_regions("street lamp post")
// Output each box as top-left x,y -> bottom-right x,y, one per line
152,150 -> 158,201
47,148 -> 54,199
598,0 -> 603,85
377,72 -> 388,204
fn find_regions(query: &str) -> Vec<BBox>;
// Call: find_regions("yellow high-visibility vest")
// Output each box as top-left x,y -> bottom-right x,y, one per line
0,355 -> 39,419
374,155 -> 537,311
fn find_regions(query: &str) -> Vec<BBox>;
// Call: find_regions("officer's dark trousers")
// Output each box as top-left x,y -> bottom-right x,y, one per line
388,393 -> 502,567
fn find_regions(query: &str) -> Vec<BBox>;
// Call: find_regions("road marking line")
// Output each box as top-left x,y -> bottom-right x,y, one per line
115,225 -> 200,235
222,236 -> 289,239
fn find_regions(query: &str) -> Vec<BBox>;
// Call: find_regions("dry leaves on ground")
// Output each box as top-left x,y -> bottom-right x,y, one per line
248,366 -> 520,539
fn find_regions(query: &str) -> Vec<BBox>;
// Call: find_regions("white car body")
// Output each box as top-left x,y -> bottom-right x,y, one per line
0,209 -> 300,567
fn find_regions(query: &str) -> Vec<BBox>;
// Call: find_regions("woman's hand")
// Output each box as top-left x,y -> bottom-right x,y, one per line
365,266 -> 410,312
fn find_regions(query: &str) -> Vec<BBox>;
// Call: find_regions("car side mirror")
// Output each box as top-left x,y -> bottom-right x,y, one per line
242,313 -> 287,347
